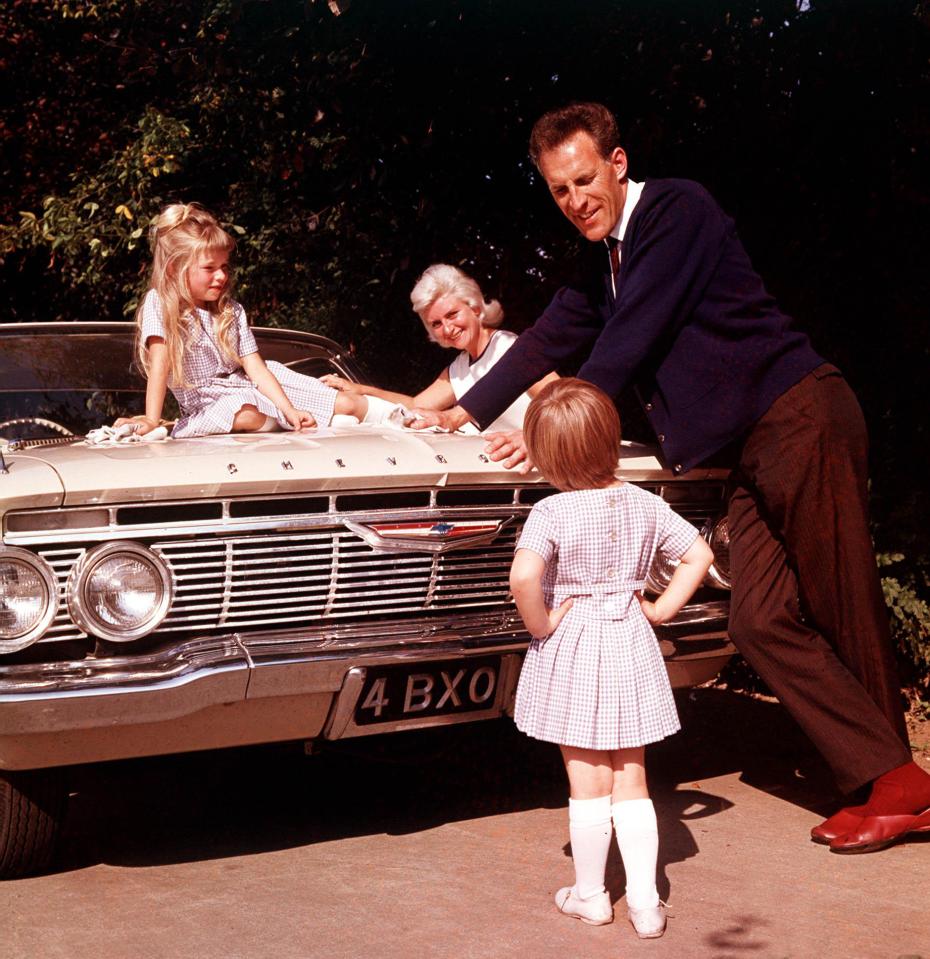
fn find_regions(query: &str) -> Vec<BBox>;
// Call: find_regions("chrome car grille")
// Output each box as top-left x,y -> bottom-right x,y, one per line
18,481 -> 728,647
157,525 -> 521,632
35,522 -> 524,644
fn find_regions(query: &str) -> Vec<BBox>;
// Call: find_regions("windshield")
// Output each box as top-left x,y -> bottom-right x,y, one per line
1,332 -> 142,391
0,327 -> 355,440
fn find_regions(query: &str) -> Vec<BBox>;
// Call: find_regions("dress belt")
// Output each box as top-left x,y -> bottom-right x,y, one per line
553,579 -> 646,622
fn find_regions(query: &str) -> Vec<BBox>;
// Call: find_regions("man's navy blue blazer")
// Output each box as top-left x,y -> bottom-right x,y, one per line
459,178 -> 824,474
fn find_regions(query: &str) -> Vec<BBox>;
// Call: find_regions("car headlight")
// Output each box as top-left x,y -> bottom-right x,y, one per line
0,547 -> 59,653
67,542 -> 173,643
646,515 -> 733,595
705,517 -> 732,590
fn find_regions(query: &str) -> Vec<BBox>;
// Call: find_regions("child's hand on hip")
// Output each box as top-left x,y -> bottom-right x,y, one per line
636,592 -> 664,625
544,597 -> 574,635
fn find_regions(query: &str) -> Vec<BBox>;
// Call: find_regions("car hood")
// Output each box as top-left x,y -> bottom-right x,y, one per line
5,426 -> 670,508
0,453 -> 65,511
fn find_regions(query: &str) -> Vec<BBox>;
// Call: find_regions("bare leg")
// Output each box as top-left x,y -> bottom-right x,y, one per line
560,745 -> 614,798
609,747 -> 648,802
334,393 -> 367,420
231,404 -> 273,432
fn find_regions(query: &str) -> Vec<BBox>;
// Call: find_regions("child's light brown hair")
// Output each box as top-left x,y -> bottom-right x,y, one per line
523,378 -> 622,491
136,202 -> 237,386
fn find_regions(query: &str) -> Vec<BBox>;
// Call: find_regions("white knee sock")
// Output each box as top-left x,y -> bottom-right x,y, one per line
612,798 -> 660,910
568,795 -> 613,899
361,395 -> 406,425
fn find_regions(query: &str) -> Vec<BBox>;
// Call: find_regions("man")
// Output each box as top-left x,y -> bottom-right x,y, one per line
411,101 -> 930,852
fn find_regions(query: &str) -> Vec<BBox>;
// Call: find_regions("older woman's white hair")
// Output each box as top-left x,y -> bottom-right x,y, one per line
410,264 -> 504,341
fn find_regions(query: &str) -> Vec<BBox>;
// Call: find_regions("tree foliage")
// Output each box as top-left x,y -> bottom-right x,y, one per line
1,0 -> 929,674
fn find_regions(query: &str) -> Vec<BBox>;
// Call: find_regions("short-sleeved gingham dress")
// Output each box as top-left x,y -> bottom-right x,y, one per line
140,290 -> 336,437
513,484 -> 699,750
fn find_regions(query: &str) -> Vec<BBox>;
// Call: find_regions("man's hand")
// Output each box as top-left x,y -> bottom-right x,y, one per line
484,429 -> 533,473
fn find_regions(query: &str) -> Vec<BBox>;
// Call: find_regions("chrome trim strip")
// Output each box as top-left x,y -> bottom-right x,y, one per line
322,666 -> 366,740
3,479 -> 729,545
0,614 -> 524,699
0,600 -> 729,699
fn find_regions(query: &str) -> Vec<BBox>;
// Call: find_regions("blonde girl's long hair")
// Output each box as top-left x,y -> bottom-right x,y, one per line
135,202 -> 238,386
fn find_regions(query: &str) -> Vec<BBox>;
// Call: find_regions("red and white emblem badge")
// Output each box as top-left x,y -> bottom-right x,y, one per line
345,519 -> 509,553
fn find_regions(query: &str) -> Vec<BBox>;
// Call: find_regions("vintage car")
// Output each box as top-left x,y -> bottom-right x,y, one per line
0,322 -> 734,877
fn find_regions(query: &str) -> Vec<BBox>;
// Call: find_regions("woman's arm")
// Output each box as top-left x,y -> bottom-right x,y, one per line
239,351 -> 316,430
322,370 -> 457,411
114,336 -> 168,435
320,375 -> 413,406
638,536 -> 714,626
509,548 -> 573,639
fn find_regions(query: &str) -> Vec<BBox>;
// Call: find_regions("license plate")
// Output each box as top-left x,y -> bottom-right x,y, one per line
353,656 -> 502,727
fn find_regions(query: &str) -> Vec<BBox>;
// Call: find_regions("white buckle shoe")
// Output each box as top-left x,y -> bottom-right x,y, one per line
627,900 -> 668,939
554,886 -> 613,925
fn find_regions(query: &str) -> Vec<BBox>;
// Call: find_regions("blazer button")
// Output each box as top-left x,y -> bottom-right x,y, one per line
645,402 -> 653,412
674,464 -> 683,473
658,433 -> 665,443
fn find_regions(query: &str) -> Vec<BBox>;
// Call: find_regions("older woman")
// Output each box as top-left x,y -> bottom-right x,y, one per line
322,264 -> 556,432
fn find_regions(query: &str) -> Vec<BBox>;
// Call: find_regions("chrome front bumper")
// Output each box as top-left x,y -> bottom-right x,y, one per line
0,603 -> 733,770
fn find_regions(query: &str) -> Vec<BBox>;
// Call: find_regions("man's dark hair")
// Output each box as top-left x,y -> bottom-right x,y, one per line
529,102 -> 620,167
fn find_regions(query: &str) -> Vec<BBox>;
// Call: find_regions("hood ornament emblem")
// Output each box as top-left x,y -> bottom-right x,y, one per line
344,518 -> 511,554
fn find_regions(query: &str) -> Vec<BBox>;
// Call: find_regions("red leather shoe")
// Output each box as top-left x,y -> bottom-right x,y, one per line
810,806 -> 867,845
828,806 -> 930,854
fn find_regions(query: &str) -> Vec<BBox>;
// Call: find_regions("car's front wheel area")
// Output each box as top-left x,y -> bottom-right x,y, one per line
0,767 -> 67,879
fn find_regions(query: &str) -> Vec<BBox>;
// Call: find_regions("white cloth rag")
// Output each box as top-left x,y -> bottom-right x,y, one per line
85,423 -> 170,446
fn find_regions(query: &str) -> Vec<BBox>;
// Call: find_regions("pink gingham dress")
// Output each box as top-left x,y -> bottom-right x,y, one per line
513,484 -> 699,750
140,290 -> 336,437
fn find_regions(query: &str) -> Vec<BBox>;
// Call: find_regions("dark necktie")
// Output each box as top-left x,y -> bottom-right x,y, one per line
607,236 -> 621,277
606,236 -> 621,297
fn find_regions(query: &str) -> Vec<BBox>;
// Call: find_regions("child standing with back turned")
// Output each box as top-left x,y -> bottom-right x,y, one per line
116,202 -> 404,438
509,378 -> 713,941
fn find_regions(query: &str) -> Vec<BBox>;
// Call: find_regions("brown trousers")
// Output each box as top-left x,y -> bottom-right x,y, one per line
728,364 -> 910,794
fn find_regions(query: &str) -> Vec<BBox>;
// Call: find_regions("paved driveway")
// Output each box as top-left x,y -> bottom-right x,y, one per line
3,688 -> 928,959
